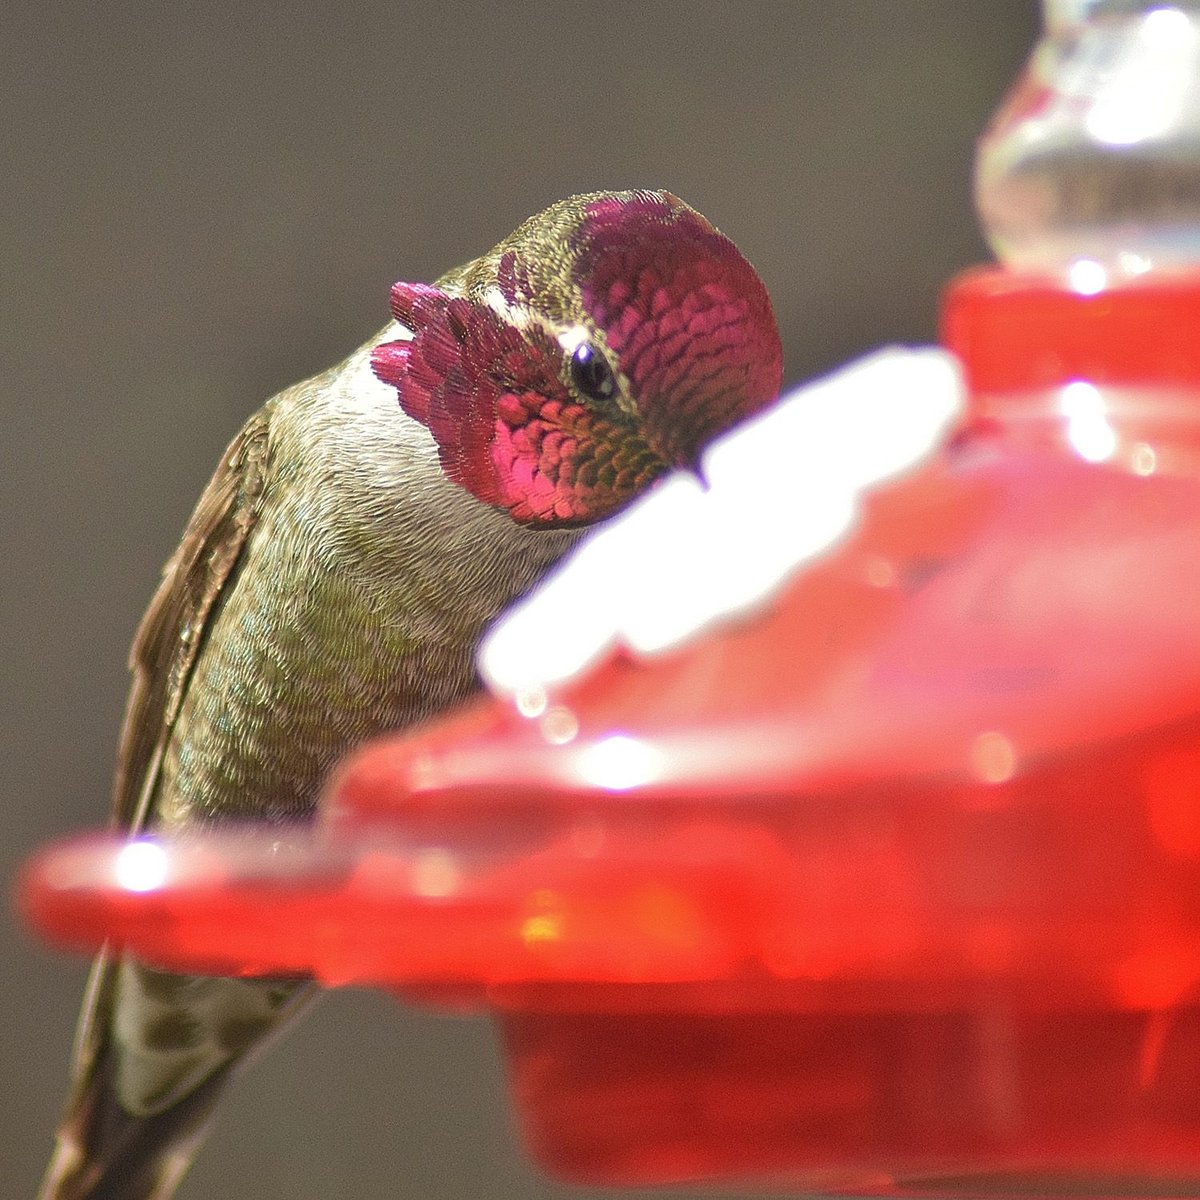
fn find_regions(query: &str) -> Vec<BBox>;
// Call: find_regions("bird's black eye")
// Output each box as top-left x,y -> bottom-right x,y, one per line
569,340 -> 618,403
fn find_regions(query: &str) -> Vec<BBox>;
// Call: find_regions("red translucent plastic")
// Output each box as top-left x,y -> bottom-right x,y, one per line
945,267 -> 1200,397
21,271 -> 1200,1195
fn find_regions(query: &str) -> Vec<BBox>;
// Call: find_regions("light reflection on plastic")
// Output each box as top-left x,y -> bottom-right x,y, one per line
113,840 -> 169,893
540,706 -> 579,746
521,914 -> 563,945
1060,380 -> 1117,462
1118,251 -> 1152,277
1068,259 -> 1107,295
1084,7 -> 1196,147
971,730 -> 1018,785
514,686 -> 548,719
577,735 -> 665,791
411,849 -> 460,899
1132,442 -> 1158,476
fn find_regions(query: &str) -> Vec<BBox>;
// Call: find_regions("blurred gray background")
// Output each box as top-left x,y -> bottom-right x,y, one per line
3,3 -> 1038,1197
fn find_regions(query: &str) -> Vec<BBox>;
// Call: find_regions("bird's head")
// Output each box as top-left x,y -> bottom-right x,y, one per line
370,190 -> 782,527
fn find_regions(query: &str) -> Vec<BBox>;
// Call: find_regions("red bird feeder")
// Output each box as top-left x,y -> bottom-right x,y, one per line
24,267 -> 1200,1193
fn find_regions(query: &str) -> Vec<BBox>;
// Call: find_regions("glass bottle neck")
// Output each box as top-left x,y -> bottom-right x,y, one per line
1046,0 -> 1200,27
978,2 -> 1200,275
1049,0 -> 1200,29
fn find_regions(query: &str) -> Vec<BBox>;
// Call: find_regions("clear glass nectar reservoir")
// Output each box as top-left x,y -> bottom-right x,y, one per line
978,2 -> 1200,278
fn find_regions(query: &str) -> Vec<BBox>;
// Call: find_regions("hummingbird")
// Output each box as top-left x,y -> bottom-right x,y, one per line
38,189 -> 783,1200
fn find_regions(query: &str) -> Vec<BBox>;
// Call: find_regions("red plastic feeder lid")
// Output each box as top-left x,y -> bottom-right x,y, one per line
23,297 -> 1200,1191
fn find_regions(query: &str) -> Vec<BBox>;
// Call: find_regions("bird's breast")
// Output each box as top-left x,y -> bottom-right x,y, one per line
156,334 -> 580,827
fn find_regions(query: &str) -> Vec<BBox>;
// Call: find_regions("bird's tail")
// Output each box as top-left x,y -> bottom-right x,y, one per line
36,1052 -> 231,1200
37,954 -> 312,1200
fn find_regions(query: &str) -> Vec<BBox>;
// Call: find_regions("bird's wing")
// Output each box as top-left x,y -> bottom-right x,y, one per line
112,406 -> 274,833
62,406 -> 274,1110
41,408 -> 278,1200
